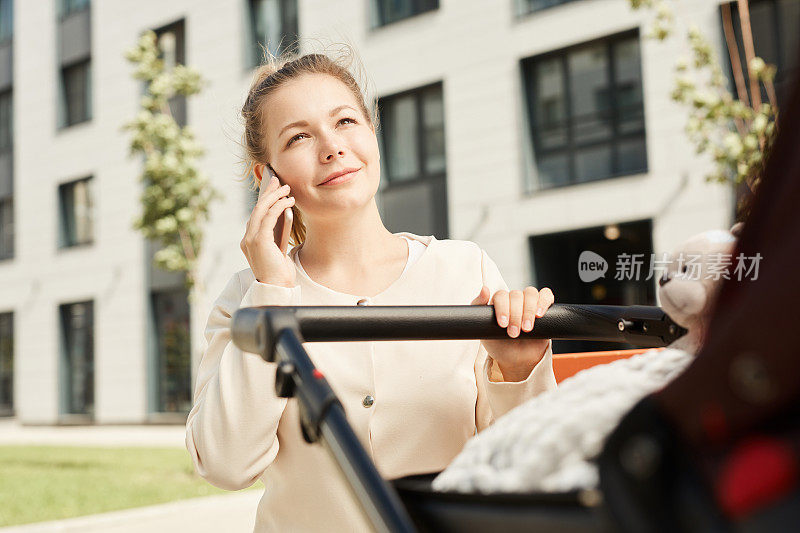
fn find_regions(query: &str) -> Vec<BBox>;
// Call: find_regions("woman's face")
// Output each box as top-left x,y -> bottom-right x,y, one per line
261,73 -> 381,221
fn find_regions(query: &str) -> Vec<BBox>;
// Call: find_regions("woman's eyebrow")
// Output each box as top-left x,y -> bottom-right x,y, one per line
278,105 -> 358,139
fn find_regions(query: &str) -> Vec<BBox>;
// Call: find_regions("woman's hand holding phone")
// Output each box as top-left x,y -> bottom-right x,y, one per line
240,169 -> 296,288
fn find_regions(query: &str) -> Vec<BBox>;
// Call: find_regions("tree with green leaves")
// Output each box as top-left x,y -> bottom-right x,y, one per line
124,31 -> 221,297
629,0 -> 778,218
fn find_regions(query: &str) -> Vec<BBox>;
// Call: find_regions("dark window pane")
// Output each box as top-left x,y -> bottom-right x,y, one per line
383,94 -> 420,181
569,45 -> 612,144
779,0 -> 800,71
59,177 -> 93,247
535,57 -> 567,150
536,152 -> 569,188
380,178 -> 447,239
0,0 -> 12,42
0,312 -> 12,415
250,0 -> 298,63
0,199 -> 11,258
523,0 -> 580,13
152,289 -> 192,414
375,0 -> 438,26
0,91 -> 12,152
378,83 -> 447,237
727,0 -> 800,106
614,37 -> 645,134
61,0 -> 90,17
617,137 -> 648,175
575,144 -> 612,183
62,60 -> 91,126
422,87 -> 445,174
155,20 -> 186,126
61,302 -> 94,416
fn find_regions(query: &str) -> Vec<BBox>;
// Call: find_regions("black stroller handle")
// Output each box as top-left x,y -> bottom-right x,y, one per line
232,304 -> 685,357
229,304 -> 686,533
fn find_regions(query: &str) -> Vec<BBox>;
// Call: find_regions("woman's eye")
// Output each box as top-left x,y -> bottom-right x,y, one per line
287,133 -> 306,147
338,117 -> 357,126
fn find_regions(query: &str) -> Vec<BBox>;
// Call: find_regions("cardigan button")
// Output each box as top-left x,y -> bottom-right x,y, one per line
356,298 -> 370,306
362,395 -> 375,408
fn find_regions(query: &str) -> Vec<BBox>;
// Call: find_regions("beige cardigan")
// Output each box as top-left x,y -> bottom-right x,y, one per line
186,233 -> 557,532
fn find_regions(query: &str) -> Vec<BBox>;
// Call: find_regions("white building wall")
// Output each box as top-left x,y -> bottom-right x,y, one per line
2,0 -> 735,424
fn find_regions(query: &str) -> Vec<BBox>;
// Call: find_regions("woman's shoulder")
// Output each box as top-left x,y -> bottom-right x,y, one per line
399,232 -> 484,257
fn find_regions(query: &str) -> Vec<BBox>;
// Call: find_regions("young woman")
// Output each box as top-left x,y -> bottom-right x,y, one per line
186,52 -> 557,532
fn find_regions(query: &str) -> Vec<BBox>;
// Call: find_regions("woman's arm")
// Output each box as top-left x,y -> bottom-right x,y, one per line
474,249 -> 557,431
185,272 -> 300,490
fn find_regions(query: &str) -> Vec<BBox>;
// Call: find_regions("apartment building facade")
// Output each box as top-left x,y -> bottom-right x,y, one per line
0,0 -> 796,423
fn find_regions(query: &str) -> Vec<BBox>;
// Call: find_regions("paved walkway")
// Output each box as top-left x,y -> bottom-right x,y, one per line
0,419 -> 186,448
0,491 -> 262,532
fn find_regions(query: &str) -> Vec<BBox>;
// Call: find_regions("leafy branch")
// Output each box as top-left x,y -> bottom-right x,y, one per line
124,31 -> 221,296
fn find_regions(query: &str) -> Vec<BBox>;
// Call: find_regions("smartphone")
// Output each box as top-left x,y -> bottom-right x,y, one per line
264,166 -> 293,254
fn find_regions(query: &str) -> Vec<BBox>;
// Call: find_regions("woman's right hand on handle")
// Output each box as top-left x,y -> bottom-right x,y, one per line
240,175 -> 296,288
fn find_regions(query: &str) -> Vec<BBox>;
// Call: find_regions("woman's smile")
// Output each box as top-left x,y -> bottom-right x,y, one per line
319,167 -> 361,186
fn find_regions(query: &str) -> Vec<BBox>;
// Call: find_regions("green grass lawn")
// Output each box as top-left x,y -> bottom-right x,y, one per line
0,445 -> 261,527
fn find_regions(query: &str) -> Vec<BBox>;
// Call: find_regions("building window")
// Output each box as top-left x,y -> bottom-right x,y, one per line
60,301 -> 94,416
377,82 -> 448,238
0,0 -> 12,43
60,59 -> 91,127
0,90 -> 11,153
151,288 -> 192,414
60,0 -> 90,18
248,0 -> 298,66
0,198 -> 11,259
373,0 -> 439,27
529,219 -> 655,354
724,0 -> 800,105
518,0 -> 583,15
154,19 -> 187,126
58,176 -> 93,248
522,30 -> 647,189
0,312 -> 12,416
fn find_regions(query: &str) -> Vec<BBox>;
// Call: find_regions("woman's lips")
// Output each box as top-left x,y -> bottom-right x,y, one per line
319,168 -> 360,186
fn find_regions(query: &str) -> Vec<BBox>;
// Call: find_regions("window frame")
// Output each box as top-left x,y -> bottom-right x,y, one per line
371,0 -> 439,28
517,0 -> 585,17
377,81 -> 448,238
246,0 -> 299,68
59,57 -> 92,128
59,300 -> 94,418
0,197 -> 12,260
521,28 -> 648,192
720,0 -> 800,105
0,311 -> 12,417
57,175 -> 94,249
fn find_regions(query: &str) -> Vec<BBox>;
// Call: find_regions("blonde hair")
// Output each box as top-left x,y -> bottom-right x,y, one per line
241,45 -> 378,247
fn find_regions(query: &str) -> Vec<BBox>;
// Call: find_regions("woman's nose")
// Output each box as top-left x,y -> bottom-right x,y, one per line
319,136 -> 345,162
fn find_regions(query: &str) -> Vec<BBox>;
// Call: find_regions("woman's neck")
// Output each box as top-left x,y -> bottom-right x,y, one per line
299,200 -> 403,271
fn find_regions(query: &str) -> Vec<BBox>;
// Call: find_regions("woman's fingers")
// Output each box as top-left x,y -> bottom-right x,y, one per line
245,181 -> 291,243
491,290 -> 509,329
537,287 -> 555,318
471,285 -> 490,305
257,196 -> 296,238
507,290 -> 524,338
521,286 -> 540,332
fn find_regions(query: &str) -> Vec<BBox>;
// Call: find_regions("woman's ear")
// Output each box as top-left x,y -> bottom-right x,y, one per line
253,163 -> 266,186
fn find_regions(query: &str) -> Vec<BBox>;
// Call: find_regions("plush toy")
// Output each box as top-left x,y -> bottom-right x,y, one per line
432,224 -> 741,495
659,223 -> 742,353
